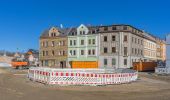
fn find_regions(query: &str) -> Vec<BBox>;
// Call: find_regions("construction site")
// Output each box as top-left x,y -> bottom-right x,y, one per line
0,48 -> 169,100
1,67 -> 170,100
0,37 -> 169,100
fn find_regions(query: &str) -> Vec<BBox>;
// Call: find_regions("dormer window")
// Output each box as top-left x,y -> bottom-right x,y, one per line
51,33 -> 56,37
83,31 -> 85,34
80,31 -> 82,35
104,27 -> 108,31
75,32 -> 77,35
112,26 -> 116,30
77,24 -> 89,35
92,30 -> 96,34
123,26 -> 128,30
72,32 -> 74,35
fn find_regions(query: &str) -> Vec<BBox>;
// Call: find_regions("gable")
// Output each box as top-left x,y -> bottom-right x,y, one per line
49,27 -> 60,37
77,24 -> 89,35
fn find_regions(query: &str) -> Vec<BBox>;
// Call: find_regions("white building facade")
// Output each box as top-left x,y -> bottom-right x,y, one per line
99,25 -> 144,69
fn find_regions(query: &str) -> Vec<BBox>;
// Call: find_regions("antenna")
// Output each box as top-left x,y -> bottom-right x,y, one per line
3,50 -> 6,56
60,24 -> 63,29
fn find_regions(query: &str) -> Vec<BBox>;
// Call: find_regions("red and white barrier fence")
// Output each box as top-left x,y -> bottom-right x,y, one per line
28,67 -> 138,86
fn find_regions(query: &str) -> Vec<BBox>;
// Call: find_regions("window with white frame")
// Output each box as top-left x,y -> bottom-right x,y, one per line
92,49 -> 95,55
81,50 -> 84,55
104,59 -> 107,66
112,58 -> 116,65
70,40 -> 72,46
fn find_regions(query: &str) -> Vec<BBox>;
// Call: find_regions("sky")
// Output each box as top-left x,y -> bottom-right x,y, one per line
0,0 -> 169,52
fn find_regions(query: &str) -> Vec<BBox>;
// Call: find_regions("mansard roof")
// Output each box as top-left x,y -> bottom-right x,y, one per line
40,24 -> 165,43
40,26 -> 71,38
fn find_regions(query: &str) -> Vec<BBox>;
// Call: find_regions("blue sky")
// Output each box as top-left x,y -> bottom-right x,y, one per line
0,0 -> 169,52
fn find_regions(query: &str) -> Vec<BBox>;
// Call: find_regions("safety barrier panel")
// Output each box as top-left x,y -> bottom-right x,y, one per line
28,67 -> 138,86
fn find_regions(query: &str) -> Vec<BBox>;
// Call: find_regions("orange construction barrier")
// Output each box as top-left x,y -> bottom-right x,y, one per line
71,61 -> 98,69
133,61 -> 157,72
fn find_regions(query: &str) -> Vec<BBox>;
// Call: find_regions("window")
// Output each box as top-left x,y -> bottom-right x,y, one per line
80,31 -> 82,35
81,50 -> 84,55
70,40 -> 72,46
88,50 -> 91,55
124,35 -> 128,42
104,47 -> 108,53
42,42 -> 44,47
51,41 -> 55,47
60,41 -> 63,46
124,47 -> 127,56
92,49 -> 95,55
112,26 -> 116,30
104,59 -> 107,66
51,33 -> 53,37
46,51 -> 48,56
45,41 -> 48,47
88,39 -> 91,45
72,32 -> 74,35
58,51 -> 62,56
92,30 -> 96,34
112,47 -> 116,53
135,48 -> 137,55
73,50 -> 76,55
83,31 -> 85,34
60,51 -> 63,55
135,38 -> 137,43
70,50 -> 72,55
132,37 -> 134,43
43,51 -> 45,56
138,39 -> 140,44
132,48 -> 134,54
45,60 -> 48,66
75,32 -> 77,35
51,60 -> 55,66
92,39 -> 95,45
112,58 -> 116,65
81,40 -> 84,45
104,36 -> 107,42
74,40 -> 76,45
52,50 -> 55,56
104,27 -> 108,31
58,41 -> 61,46
123,26 -> 127,30
63,51 -> 65,56
124,59 -> 127,65
112,36 -> 116,41
51,33 -> 56,37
